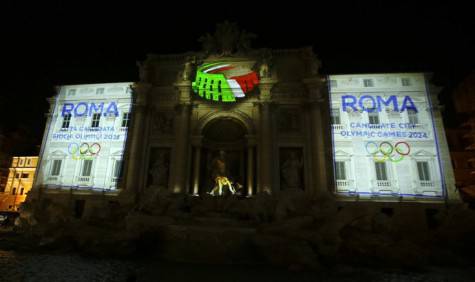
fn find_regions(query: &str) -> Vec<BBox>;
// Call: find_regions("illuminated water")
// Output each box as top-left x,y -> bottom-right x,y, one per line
1,249 -> 475,282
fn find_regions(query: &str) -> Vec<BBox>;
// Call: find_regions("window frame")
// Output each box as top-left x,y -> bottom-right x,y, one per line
401,78 -> 411,86
363,79 -> 374,87
368,111 -> 380,125
416,161 -> 431,181
375,162 -> 388,181
81,159 -> 93,177
331,108 -> 341,125
121,112 -> 131,128
51,159 -> 62,176
335,161 -> 347,180
407,109 -> 419,124
91,113 -> 101,128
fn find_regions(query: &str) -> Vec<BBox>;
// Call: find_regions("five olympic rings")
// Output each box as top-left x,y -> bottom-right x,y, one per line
68,142 -> 101,156
365,141 -> 410,163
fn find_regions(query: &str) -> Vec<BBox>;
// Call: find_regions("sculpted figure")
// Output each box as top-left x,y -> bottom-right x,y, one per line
208,150 -> 235,195
281,152 -> 303,189
150,152 -> 169,187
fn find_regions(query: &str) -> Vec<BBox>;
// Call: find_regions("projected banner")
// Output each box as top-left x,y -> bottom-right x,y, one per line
36,83 -> 133,190
192,62 -> 259,102
329,73 -> 445,199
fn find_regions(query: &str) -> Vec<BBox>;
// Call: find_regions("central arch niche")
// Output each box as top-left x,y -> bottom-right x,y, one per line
197,117 -> 248,195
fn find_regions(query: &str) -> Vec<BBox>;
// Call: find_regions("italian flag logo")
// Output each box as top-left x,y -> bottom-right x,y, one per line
192,63 -> 259,102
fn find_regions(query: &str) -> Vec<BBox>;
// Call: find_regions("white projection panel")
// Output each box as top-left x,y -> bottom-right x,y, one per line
36,83 -> 133,190
329,73 -> 445,200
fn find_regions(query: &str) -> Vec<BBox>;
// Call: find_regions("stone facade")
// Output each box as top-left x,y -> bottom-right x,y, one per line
16,25 -> 471,269
25,45 -> 462,217
0,156 -> 38,211
123,47 -> 331,201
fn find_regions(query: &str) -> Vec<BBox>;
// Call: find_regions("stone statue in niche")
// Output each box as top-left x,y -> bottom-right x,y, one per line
208,150 -> 236,196
280,150 -> 304,190
152,112 -> 173,135
148,149 -> 169,187
277,109 -> 300,133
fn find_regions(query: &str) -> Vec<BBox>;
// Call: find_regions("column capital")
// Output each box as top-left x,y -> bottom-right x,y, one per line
303,77 -> 328,104
258,78 -> 277,101
132,83 -> 153,106
174,81 -> 192,104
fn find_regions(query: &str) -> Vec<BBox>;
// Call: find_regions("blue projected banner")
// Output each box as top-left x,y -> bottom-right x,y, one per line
328,73 -> 445,199
35,83 -> 133,190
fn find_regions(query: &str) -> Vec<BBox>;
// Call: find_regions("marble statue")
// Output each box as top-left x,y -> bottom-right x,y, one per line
281,152 -> 303,189
149,151 -> 169,187
208,150 -> 235,195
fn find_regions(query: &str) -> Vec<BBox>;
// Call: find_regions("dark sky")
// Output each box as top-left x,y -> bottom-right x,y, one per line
2,2 -> 474,155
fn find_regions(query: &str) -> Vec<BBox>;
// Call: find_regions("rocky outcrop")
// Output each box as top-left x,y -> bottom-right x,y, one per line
13,189 -> 475,270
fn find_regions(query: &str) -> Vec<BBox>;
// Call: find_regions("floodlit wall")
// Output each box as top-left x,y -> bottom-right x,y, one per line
35,83 -> 133,190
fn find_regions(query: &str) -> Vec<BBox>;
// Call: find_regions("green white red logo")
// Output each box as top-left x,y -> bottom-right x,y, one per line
192,63 -> 259,102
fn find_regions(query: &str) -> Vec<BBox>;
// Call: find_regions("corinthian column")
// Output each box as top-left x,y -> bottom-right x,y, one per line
125,83 -> 152,194
191,136 -> 202,195
171,81 -> 192,193
304,77 -> 331,197
246,135 -> 256,196
258,78 -> 276,194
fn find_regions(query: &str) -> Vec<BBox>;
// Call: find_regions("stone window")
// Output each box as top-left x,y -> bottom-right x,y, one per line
363,79 -> 374,87
82,160 -> 93,177
375,162 -> 388,180
62,113 -> 72,129
51,160 -> 62,176
113,160 -> 123,179
417,161 -> 431,181
408,109 -> 419,124
91,113 -> 101,128
121,112 -> 131,128
331,109 -> 341,124
401,78 -> 411,86
368,111 -> 380,124
335,161 -> 346,180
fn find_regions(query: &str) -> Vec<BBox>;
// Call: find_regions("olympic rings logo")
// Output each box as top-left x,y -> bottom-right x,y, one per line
68,142 -> 101,159
365,141 -> 410,163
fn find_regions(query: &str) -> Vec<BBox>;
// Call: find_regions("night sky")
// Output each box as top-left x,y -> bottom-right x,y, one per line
2,2 -> 473,156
